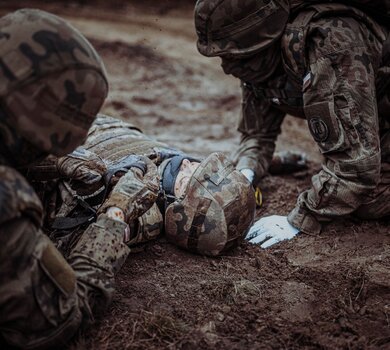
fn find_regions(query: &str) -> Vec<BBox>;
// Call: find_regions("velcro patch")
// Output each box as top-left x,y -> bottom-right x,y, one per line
40,240 -> 76,297
308,117 -> 329,142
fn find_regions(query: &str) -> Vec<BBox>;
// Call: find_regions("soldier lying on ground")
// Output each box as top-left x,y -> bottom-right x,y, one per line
29,114 -> 257,258
0,9 -> 157,349
195,0 -> 390,247
31,115 -> 308,257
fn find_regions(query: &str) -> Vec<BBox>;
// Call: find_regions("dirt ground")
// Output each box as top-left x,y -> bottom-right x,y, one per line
1,1 -> 389,349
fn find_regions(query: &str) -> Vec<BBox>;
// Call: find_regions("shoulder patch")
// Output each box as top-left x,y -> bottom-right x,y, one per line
0,166 -> 43,225
308,117 -> 329,142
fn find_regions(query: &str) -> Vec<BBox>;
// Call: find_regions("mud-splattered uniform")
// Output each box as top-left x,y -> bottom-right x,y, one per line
198,2 -> 390,234
0,9 -> 133,349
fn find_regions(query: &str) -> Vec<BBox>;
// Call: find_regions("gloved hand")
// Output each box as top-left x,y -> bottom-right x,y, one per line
269,150 -> 307,175
103,154 -> 149,186
246,215 -> 299,248
57,148 -> 107,195
98,156 -> 159,223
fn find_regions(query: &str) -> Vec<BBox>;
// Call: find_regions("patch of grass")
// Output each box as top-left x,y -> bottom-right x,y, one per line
139,310 -> 189,344
207,278 -> 263,305
69,308 -> 190,350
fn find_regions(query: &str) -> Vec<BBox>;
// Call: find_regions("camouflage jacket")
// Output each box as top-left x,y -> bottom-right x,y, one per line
0,163 -> 130,348
28,115 -> 191,250
231,4 -> 390,234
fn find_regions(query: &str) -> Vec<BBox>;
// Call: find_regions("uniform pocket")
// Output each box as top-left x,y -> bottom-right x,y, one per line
32,236 -> 77,327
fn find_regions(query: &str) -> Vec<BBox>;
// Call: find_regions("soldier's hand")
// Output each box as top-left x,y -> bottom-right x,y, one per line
269,150 -> 307,175
246,215 -> 299,248
98,156 -> 159,223
57,148 -> 107,195
105,154 -> 148,186
105,207 -> 131,242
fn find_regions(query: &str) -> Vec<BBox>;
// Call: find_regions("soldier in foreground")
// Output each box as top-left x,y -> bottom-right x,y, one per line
0,9 -> 157,349
32,114 -> 256,258
194,0 -> 390,247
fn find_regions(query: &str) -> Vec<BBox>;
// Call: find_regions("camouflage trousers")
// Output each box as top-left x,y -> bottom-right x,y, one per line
354,118 -> 390,219
0,214 -> 129,349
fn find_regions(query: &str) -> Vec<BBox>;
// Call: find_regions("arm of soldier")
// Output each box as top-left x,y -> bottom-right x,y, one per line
65,158 -> 161,314
25,154 -> 61,181
0,169 -> 127,348
65,159 -> 160,317
231,82 -> 286,186
98,157 -> 160,222
56,147 -> 107,195
288,19 -> 383,234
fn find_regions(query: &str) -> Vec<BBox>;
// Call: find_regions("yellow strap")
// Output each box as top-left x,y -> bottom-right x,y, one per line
255,187 -> 263,207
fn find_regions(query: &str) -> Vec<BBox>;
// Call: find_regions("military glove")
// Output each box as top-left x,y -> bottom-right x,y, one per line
103,154 -> 148,186
269,150 -> 307,175
246,215 -> 299,248
98,156 -> 159,223
57,148 -> 107,195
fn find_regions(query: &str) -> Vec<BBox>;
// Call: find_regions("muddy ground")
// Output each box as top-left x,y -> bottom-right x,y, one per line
1,1 -> 389,349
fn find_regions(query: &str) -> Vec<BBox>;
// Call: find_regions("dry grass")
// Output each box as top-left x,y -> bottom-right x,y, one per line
206,277 -> 264,305
70,309 -> 190,350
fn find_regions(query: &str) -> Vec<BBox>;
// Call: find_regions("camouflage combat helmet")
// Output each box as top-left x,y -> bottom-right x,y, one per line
0,9 -> 108,163
164,153 -> 256,257
195,0 -> 290,57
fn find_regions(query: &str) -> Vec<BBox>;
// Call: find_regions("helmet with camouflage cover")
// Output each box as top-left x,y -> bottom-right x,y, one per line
0,9 -> 108,166
164,152 -> 256,257
195,0 -> 290,57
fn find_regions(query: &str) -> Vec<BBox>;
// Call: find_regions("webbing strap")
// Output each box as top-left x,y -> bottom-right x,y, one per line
187,198 -> 212,252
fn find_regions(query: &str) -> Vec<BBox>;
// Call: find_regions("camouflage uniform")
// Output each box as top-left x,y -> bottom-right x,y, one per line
39,114 -> 255,257
0,10 -> 133,349
47,115 -> 171,248
195,1 -> 390,234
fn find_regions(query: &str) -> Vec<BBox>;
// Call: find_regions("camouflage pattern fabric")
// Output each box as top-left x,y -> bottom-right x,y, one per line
48,115 -> 255,256
0,9 -> 129,349
195,0 -> 289,57
289,0 -> 390,25
0,9 -> 108,160
0,166 -> 130,349
97,158 -> 160,222
57,148 -> 107,196
52,114 -> 178,247
165,152 -> 256,256
205,3 -> 390,234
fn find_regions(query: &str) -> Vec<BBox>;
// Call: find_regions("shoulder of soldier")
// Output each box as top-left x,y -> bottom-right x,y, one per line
0,166 -> 43,226
309,17 -> 370,56
286,5 -> 377,56
282,11 -> 371,78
